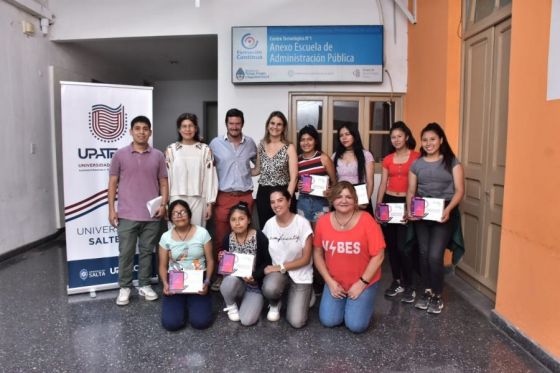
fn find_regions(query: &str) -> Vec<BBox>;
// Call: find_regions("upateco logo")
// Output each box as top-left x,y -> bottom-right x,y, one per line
79,269 -> 89,280
241,33 -> 258,49
88,104 -> 127,143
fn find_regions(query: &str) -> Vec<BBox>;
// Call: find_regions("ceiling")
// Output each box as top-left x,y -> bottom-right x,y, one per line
59,35 -> 218,82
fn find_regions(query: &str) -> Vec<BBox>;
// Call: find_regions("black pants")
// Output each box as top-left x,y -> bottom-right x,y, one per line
381,195 -> 414,288
414,211 -> 454,295
256,185 -> 297,229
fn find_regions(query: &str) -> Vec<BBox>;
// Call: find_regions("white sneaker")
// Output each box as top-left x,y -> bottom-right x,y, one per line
138,285 -> 158,301
267,301 -> 281,322
116,287 -> 131,306
223,304 -> 240,322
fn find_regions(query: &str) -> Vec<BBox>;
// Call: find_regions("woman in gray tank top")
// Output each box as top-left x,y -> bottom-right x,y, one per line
406,123 -> 464,315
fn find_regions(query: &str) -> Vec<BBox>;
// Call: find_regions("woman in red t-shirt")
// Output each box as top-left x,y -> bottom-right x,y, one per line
375,121 -> 420,303
313,181 -> 385,333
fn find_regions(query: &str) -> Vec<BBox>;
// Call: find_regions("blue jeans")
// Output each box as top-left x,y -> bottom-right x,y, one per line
297,194 -> 330,223
161,293 -> 213,331
319,282 -> 379,333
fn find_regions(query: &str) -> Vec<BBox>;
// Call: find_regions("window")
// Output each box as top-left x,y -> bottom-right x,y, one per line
290,93 -> 402,169
463,0 -> 512,39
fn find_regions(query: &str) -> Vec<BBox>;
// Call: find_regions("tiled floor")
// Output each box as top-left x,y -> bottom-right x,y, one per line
0,236 -> 550,372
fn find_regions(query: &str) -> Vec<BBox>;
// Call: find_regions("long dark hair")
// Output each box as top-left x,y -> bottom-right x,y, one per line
228,201 -> 252,222
176,112 -> 201,142
333,122 -> 366,183
390,121 -> 416,150
297,124 -> 322,155
420,122 -> 456,172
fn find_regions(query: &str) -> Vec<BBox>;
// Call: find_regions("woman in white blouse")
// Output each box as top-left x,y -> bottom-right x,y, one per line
166,113 -> 218,227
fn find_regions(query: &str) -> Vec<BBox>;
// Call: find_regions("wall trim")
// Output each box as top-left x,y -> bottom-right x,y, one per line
490,310 -> 559,373
0,228 -> 65,263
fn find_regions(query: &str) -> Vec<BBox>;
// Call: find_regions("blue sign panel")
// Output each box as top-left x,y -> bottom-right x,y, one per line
67,255 -> 157,290
232,25 -> 384,83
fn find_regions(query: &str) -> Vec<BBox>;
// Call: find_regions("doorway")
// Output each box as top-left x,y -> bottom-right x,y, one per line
458,1 -> 512,298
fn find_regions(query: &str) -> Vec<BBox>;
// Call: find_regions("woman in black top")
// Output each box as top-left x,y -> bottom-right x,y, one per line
219,201 -> 272,325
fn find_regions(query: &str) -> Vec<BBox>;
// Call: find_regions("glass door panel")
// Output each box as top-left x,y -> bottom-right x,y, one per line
295,100 -> 323,131
367,100 -> 395,161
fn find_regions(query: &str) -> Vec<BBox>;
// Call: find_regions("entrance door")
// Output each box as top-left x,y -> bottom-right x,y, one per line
459,18 -> 511,296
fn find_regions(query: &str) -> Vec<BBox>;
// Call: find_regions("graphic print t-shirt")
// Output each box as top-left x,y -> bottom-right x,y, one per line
313,212 -> 385,291
263,214 -> 313,284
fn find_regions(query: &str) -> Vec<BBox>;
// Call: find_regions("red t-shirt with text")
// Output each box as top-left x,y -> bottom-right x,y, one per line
313,212 -> 385,291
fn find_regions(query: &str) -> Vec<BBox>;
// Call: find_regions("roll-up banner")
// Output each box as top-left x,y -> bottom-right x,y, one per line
61,82 -> 153,295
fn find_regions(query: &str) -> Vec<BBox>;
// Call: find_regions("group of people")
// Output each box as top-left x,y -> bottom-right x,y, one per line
107,107 -> 464,334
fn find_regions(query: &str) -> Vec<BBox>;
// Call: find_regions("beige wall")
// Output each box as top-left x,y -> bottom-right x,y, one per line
495,0 -> 560,358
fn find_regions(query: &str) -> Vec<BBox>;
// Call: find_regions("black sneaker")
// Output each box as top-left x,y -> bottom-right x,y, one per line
384,280 -> 405,297
401,287 -> 416,303
427,295 -> 444,314
414,290 -> 432,310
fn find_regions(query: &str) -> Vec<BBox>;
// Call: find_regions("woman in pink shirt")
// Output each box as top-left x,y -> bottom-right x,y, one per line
332,122 -> 375,215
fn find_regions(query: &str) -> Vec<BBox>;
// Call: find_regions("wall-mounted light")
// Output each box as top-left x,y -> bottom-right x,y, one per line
194,0 -> 200,8
22,20 -> 34,36
40,18 -> 50,35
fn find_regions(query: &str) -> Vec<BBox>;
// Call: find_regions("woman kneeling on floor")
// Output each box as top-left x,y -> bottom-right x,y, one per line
219,201 -> 272,325
158,200 -> 214,331
313,181 -> 385,333
262,186 -> 314,328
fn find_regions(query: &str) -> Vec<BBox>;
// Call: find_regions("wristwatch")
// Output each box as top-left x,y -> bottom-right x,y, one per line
280,263 -> 287,274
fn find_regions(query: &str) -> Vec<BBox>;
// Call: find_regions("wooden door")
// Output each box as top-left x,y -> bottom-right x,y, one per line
459,18 -> 511,295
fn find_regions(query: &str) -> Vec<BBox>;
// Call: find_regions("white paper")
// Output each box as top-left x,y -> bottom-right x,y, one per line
308,175 -> 329,197
231,253 -> 255,278
386,203 -> 406,224
354,184 -> 369,205
422,198 -> 445,222
548,0 -> 560,100
181,270 -> 204,293
146,196 -> 162,218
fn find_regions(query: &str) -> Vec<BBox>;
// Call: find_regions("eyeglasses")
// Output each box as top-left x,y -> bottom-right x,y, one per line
171,210 -> 188,218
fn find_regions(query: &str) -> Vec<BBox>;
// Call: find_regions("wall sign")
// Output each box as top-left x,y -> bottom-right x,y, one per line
232,25 -> 383,84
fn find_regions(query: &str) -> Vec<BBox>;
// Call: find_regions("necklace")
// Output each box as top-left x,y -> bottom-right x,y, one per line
302,151 -> 318,160
235,230 -> 249,245
176,224 -> 192,241
333,210 -> 355,229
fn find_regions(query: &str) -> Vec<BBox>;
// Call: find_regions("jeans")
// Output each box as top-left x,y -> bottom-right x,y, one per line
414,216 -> 454,295
381,195 -> 414,288
297,194 -> 330,223
117,219 -> 160,287
220,275 -> 264,326
319,282 -> 379,333
161,292 -> 213,331
262,272 -> 312,329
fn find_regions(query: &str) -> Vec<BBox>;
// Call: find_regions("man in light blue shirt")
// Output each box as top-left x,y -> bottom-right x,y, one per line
209,109 -> 257,282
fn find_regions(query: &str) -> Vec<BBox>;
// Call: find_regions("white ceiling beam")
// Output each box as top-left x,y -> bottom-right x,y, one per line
3,0 -> 53,20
